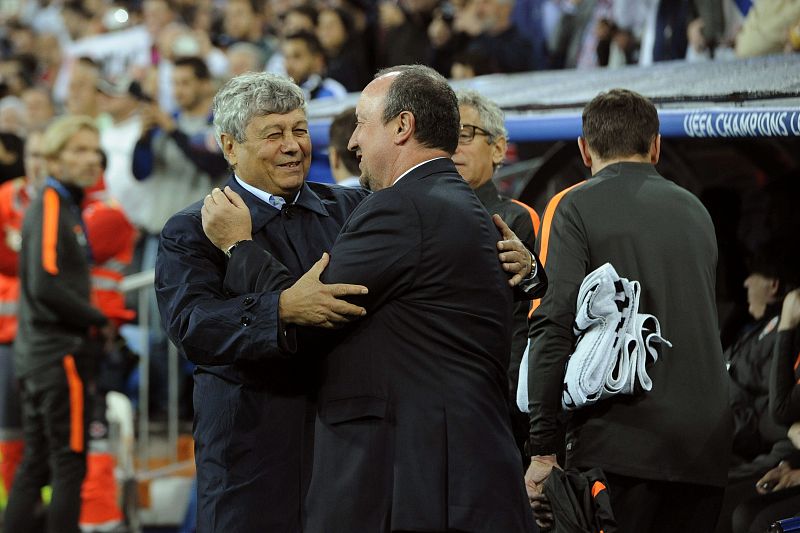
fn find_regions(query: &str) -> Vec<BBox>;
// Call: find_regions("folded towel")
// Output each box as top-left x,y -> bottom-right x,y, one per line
563,263 -> 671,410
516,263 -> 671,413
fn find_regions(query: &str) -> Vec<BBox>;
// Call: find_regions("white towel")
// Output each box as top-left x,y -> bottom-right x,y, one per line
517,340 -> 531,413
562,263 -> 671,410
516,263 -> 671,413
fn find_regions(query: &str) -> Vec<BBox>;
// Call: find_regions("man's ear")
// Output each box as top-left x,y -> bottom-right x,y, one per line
577,137 -> 592,168
220,133 -> 237,168
491,136 -> 508,167
769,278 -> 781,299
650,134 -> 661,164
395,111 -> 415,145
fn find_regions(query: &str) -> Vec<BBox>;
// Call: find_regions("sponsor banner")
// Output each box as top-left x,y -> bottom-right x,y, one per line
665,109 -> 800,138
308,108 -> 800,148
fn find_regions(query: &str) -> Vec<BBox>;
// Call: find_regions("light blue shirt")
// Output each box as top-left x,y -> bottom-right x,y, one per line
234,175 -> 301,210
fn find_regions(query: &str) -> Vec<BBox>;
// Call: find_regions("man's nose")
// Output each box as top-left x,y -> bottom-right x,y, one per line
281,134 -> 300,152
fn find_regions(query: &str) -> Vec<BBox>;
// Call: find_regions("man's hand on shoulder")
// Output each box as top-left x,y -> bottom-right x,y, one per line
279,253 -> 369,329
493,214 -> 535,287
201,186 -> 253,251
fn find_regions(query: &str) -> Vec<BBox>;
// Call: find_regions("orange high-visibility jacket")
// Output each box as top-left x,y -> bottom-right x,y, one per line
0,178 -> 31,343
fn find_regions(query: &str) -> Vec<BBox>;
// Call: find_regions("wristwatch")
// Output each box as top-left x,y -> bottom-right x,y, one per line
224,240 -> 249,258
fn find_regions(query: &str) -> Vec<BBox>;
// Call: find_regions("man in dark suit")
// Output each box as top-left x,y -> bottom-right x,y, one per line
302,65 -> 540,533
525,89 -> 732,532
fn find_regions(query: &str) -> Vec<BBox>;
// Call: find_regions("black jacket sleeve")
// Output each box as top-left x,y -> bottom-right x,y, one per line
528,195 -> 587,455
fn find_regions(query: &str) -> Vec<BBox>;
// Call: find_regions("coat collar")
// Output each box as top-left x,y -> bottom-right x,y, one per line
226,177 -> 330,233
594,161 -> 659,180
393,157 -> 458,188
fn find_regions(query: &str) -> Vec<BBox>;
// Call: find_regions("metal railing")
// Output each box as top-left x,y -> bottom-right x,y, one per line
119,269 -> 181,468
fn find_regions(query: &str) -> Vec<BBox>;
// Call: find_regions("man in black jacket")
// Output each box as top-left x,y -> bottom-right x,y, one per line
5,115 -> 109,533
525,89 -> 732,532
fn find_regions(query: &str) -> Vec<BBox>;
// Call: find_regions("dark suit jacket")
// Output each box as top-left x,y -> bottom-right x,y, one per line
305,158 -> 535,533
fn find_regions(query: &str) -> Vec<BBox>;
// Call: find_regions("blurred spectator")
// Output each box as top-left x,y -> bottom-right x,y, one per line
96,77 -> 145,227
378,0 -> 438,67
547,0 -> 600,69
0,128 -> 46,518
595,18 -> 626,67
226,42 -> 266,78
430,0 -> 536,74
686,0 -> 744,62
131,56 -> 226,239
143,0 -> 177,61
316,7 -> 370,91
727,288 -> 800,532
0,55 -> 34,99
61,0 -> 96,43
282,5 -> 319,36
735,0 -> 800,58
151,23 -> 229,115
217,0 -> 276,62
715,241 -> 800,533
20,87 -> 55,132
282,31 -> 347,101
22,128 -> 48,191
327,107 -> 361,187
0,133 -> 25,185
266,5 -> 319,76
511,0 -> 549,69
32,32 -> 62,89
450,49 -> 493,79
0,97 -> 28,138
5,21 -> 37,56
66,56 -> 101,118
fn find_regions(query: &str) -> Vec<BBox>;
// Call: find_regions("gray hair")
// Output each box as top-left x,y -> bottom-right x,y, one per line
455,89 -> 508,142
212,72 -> 306,146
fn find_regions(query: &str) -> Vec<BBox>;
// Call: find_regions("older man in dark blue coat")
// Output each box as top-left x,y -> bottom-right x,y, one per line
155,73 -> 370,533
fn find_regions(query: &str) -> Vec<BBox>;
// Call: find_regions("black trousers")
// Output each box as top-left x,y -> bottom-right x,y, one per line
605,472 -> 725,533
4,355 -> 91,533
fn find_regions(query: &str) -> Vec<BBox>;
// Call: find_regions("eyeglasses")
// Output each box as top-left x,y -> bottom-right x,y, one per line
458,124 -> 492,145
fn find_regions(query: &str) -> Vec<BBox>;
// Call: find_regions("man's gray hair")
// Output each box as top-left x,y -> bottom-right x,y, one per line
212,72 -> 306,146
455,89 -> 508,142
